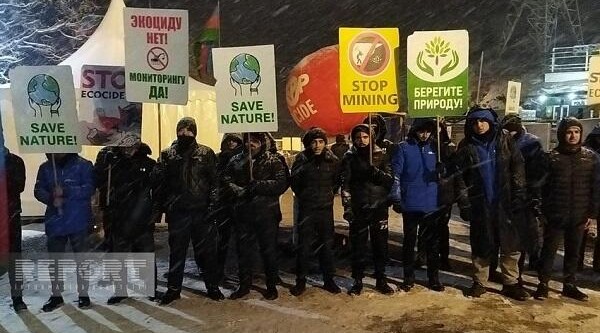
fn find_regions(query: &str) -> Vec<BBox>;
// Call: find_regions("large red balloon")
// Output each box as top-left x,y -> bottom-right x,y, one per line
286,45 -> 368,136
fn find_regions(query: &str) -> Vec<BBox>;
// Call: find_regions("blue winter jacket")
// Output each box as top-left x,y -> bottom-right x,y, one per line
390,137 -> 439,213
34,154 -> 95,236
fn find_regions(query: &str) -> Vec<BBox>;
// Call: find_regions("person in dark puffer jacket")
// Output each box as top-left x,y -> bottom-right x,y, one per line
223,132 -> 289,301
153,117 -> 224,304
363,113 -> 397,159
579,125 -> 600,272
342,124 -> 394,296
289,127 -> 342,296
533,117 -> 600,302
454,107 -> 530,301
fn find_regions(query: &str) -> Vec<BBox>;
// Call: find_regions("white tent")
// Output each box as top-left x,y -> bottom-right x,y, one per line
0,0 -> 221,216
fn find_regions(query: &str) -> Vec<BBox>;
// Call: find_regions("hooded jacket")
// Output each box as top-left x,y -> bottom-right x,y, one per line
291,128 -> 341,211
222,132 -> 289,216
363,114 -> 396,158
541,117 -> 600,226
34,154 -> 95,236
583,124 -> 600,153
4,148 -> 25,219
217,133 -> 243,173
342,124 -> 393,211
390,119 -> 439,213
454,107 -> 526,256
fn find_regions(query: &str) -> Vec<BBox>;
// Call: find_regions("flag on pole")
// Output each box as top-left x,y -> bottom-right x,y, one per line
194,4 -> 220,85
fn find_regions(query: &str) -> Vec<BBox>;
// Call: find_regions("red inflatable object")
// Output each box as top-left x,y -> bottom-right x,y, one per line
286,45 -> 368,136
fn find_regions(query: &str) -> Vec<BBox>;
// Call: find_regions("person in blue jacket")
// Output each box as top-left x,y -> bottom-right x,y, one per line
390,118 -> 446,292
34,153 -> 95,312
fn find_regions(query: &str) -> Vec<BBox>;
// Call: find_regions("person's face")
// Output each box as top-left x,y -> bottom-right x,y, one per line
227,139 -> 239,150
416,130 -> 431,142
177,127 -> 195,137
565,126 -> 581,145
354,132 -> 370,147
310,138 -> 326,155
123,143 -> 139,157
473,119 -> 490,135
246,138 -> 262,156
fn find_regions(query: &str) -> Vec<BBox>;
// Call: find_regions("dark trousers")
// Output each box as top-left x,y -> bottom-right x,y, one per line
216,210 -> 233,280
539,223 -> 585,285
403,210 -> 442,281
518,209 -> 543,274
9,215 -> 23,298
234,204 -> 279,287
295,207 -> 335,281
112,230 -> 156,296
166,211 -> 219,293
417,207 -> 451,264
350,208 -> 389,280
47,232 -> 89,297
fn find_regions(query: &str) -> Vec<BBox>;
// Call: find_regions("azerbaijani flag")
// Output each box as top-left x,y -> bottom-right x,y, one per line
193,4 -> 220,85
0,109 -> 9,266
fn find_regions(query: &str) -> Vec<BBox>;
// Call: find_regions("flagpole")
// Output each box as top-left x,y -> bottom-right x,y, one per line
477,51 -> 484,104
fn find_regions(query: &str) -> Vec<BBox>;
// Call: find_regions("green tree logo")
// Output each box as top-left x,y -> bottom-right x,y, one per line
417,37 -> 459,78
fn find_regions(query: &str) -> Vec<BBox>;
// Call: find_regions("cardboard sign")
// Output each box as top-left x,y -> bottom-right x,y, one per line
339,28 -> 400,113
505,81 -> 522,114
587,56 -> 600,106
213,45 -> 278,133
124,8 -> 189,105
407,30 -> 469,117
79,65 -> 142,146
10,65 -> 81,153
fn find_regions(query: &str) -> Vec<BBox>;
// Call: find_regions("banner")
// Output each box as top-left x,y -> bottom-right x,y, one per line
10,65 -> 81,154
505,81 -> 522,114
124,8 -> 189,105
79,65 -> 142,146
587,56 -> 600,106
407,30 -> 469,117
213,45 -> 278,133
339,28 -> 399,113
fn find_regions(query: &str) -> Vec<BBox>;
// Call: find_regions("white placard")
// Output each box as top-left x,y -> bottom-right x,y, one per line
124,8 -> 189,105
10,65 -> 81,153
505,81 -> 522,114
213,45 -> 278,133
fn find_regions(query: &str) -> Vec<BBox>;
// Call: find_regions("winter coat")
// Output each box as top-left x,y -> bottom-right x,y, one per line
95,144 -> 156,236
4,148 -> 25,219
330,142 -> 350,162
216,133 -> 243,173
222,133 -> 289,220
153,141 -> 218,213
514,132 -> 545,199
390,136 -> 439,213
290,148 -> 341,211
455,125 -> 526,257
541,147 -> 600,227
341,131 -> 393,211
34,154 -> 95,237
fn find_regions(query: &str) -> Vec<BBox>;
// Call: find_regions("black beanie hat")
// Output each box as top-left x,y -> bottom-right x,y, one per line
350,124 -> 372,141
176,117 -> 197,137
302,127 -> 328,148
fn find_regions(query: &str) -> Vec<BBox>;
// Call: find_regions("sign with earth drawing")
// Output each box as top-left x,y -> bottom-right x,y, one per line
79,65 -> 142,146
9,65 -> 81,154
339,28 -> 400,113
213,45 -> 278,133
124,8 -> 189,105
407,30 -> 469,117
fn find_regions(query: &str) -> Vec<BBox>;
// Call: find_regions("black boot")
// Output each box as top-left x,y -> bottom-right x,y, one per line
290,279 -> 306,296
42,296 -> 64,312
428,273 -> 445,292
467,282 -> 486,298
207,286 -> 225,301
533,282 -> 549,300
78,296 -> 91,309
107,295 -> 128,305
11,297 -> 27,312
375,278 -> 394,295
264,285 -> 278,300
229,285 -> 251,300
348,279 -> 363,295
401,275 -> 415,292
159,290 -> 181,305
322,278 -> 341,294
562,284 -> 588,301
502,283 -> 530,301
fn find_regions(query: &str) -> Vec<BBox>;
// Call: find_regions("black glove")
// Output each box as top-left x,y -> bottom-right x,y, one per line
531,198 -> 543,217
392,203 -> 404,214
343,208 -> 354,223
460,208 -> 472,222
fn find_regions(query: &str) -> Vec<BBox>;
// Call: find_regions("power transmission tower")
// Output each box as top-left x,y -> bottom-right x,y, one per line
501,0 -> 584,55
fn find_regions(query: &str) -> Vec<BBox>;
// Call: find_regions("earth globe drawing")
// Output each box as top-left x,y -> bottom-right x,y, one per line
229,53 -> 261,95
27,74 -> 61,117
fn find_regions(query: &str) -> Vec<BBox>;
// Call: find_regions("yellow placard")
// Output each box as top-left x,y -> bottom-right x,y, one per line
588,56 -> 600,106
339,27 -> 400,113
